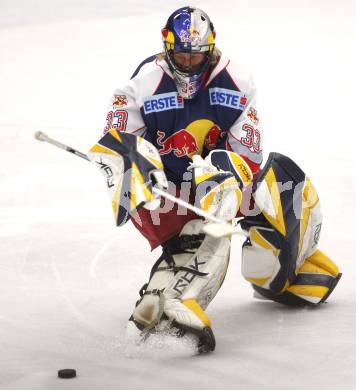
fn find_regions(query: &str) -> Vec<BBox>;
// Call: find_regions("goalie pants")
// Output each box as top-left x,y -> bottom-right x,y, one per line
131,192 -> 199,250
130,185 -> 252,250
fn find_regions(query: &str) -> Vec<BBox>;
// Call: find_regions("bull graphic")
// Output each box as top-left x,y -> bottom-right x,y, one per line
247,107 -> 259,124
157,130 -> 198,158
113,95 -> 127,107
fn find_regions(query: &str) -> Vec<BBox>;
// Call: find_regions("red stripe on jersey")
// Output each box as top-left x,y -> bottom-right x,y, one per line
240,154 -> 261,175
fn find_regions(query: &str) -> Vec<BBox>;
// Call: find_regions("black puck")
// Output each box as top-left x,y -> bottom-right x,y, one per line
58,368 -> 77,379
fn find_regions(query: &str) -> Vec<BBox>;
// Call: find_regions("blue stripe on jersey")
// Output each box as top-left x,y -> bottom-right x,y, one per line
130,54 -> 159,79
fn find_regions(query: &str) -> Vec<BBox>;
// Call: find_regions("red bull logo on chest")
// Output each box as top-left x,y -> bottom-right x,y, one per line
143,92 -> 184,114
157,129 -> 198,157
156,119 -> 220,158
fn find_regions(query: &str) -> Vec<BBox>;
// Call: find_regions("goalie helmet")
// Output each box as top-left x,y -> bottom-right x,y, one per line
162,6 -> 216,99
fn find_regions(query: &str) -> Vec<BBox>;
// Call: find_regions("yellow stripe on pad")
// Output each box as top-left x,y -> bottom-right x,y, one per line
147,157 -> 163,170
230,153 -> 253,185
305,250 -> 339,277
303,177 -> 319,209
182,299 -> 211,327
247,277 -> 270,286
250,228 -> 279,258
108,128 -> 122,142
130,162 -> 153,210
89,143 -> 119,156
287,285 -> 329,299
202,190 -> 216,212
195,172 -> 217,186
298,205 -> 310,256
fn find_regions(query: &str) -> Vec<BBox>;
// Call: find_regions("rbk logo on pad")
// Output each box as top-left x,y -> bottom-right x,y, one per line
143,92 -> 184,114
209,88 -> 248,110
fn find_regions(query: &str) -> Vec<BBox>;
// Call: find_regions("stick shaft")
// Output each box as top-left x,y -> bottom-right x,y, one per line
50,138 -> 90,161
152,187 -> 227,224
34,131 -> 238,232
37,132 -> 90,161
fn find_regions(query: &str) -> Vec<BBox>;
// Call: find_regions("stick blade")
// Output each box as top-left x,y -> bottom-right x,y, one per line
202,222 -> 242,238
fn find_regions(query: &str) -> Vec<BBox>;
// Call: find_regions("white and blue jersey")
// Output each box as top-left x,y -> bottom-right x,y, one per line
103,53 -> 263,185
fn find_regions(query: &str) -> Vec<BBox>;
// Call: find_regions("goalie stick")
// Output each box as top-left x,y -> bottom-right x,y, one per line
34,131 -> 243,238
34,131 -> 90,161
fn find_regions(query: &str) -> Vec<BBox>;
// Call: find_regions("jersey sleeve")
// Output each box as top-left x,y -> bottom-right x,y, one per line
101,57 -> 164,138
102,82 -> 147,137
225,68 -> 263,175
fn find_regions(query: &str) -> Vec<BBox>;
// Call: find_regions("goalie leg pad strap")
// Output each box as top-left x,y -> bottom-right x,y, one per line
132,260 -> 174,329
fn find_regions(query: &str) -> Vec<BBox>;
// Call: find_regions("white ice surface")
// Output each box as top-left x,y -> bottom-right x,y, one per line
1,1 -> 356,389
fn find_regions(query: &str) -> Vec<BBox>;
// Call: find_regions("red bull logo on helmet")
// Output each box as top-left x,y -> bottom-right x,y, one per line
143,92 -> 184,114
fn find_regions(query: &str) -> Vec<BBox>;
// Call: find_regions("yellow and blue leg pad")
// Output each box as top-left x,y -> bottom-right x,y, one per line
241,152 -> 342,306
